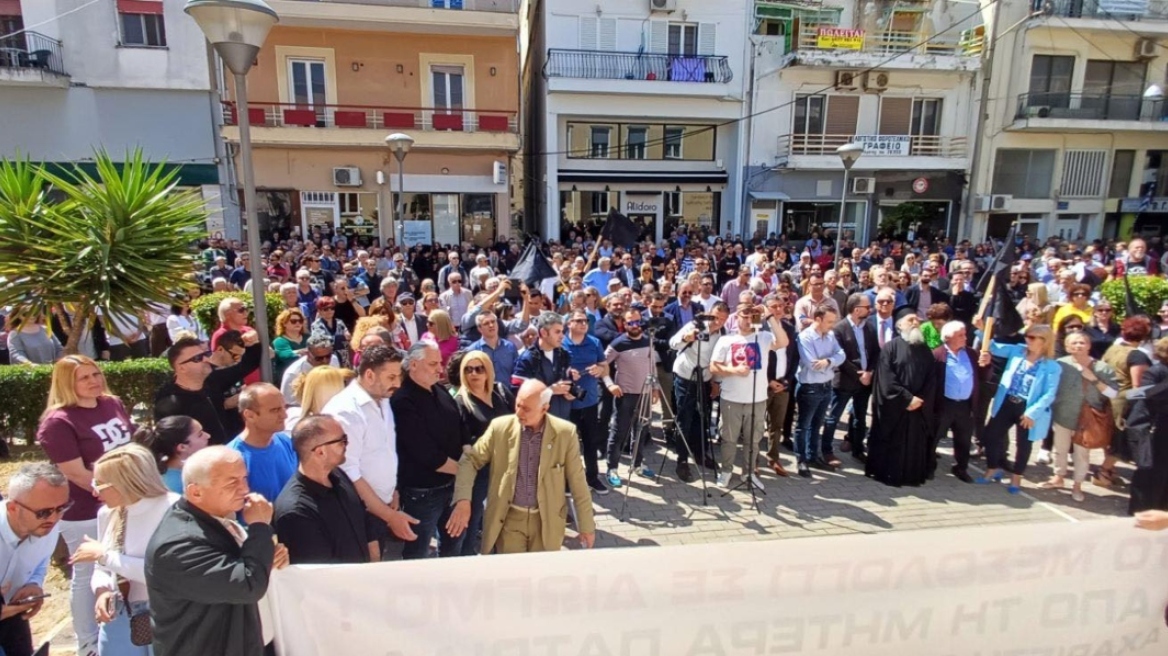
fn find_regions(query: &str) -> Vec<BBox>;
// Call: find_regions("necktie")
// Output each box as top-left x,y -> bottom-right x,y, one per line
880,320 -> 889,347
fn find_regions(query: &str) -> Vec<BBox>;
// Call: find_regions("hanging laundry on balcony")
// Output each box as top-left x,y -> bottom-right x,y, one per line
669,57 -> 707,82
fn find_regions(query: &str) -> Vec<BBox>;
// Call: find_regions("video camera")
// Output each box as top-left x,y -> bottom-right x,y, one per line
644,315 -> 674,334
691,313 -> 716,342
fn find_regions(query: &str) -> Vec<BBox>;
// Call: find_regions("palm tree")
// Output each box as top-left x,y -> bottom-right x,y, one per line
0,150 -> 209,354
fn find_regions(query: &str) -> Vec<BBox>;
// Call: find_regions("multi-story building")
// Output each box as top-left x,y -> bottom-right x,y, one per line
0,0 -> 232,235
222,0 -> 520,248
968,0 -> 1168,242
745,0 -> 984,244
523,0 -> 750,243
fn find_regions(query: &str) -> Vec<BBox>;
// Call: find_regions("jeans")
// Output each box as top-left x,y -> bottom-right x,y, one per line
61,518 -> 99,652
821,387 -> 865,458
570,405 -> 602,483
984,397 -> 1034,474
795,383 -> 834,463
399,483 -> 465,559
460,466 -> 491,556
673,377 -> 709,465
99,598 -> 153,656
607,393 -> 649,471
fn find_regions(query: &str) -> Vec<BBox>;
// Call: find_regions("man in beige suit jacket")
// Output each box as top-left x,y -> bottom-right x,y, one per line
447,380 -> 596,553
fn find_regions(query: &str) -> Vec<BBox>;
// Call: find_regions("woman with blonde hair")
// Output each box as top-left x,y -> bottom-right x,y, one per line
1016,282 -> 1053,325
69,443 -> 176,655
36,355 -> 134,656
272,308 -> 309,384
453,351 -> 514,555
285,366 -> 355,430
420,291 -> 440,318
422,309 -> 459,372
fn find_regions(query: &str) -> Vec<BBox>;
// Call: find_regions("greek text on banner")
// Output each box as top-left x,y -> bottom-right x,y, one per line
817,27 -> 865,50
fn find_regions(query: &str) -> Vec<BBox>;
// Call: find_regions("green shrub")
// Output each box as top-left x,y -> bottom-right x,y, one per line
1099,276 -> 1168,320
190,291 -> 283,338
0,358 -> 172,446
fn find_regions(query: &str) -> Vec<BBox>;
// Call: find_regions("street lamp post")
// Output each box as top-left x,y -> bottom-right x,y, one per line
385,133 -> 414,250
185,0 -> 279,382
835,142 -> 864,270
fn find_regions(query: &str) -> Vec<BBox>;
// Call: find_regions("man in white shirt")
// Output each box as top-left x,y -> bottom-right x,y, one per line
397,293 -> 426,346
323,345 -> 417,560
0,464 -> 68,655
280,333 -> 340,405
439,273 -> 474,328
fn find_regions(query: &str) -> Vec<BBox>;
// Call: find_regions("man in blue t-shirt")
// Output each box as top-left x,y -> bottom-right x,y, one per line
228,383 -> 299,503
561,309 -> 609,495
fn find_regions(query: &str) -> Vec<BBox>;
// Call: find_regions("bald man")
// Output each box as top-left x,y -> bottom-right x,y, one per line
447,380 -> 596,554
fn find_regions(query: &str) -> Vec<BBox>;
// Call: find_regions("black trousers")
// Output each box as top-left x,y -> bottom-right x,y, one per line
0,615 -> 33,656
984,397 -> 1034,474
934,397 -> 975,473
570,404 -> 602,483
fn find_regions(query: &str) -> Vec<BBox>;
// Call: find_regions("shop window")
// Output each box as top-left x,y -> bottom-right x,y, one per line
590,192 -> 610,216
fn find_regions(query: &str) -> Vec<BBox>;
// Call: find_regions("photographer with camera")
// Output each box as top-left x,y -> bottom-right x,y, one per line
603,309 -> 660,487
670,303 -> 730,482
562,309 -> 611,494
511,312 -> 578,420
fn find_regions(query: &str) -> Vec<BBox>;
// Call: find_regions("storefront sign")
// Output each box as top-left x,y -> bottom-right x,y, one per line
816,27 -> 865,50
912,177 -> 929,194
854,135 -> 911,156
305,206 -> 334,229
1120,197 -> 1168,213
626,200 -> 658,213
402,220 -> 432,247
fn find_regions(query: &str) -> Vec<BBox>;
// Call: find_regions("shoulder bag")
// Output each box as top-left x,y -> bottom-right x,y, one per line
1073,375 -> 1114,450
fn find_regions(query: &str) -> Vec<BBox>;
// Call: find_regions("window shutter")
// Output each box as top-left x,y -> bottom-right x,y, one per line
579,17 -> 598,50
825,95 -> 859,135
599,18 -> 617,52
117,0 -> 164,13
650,21 -> 669,54
698,23 -> 717,55
878,97 -> 912,135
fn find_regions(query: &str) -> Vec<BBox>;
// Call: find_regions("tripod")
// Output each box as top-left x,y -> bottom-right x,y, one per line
656,328 -> 715,493
720,328 -> 766,513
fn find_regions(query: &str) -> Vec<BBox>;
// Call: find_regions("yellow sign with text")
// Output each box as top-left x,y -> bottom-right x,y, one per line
816,27 -> 865,50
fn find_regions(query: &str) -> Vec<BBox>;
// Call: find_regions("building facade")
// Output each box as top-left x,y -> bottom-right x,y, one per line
968,0 -> 1168,242
523,0 -> 751,243
223,0 -> 520,248
745,0 -> 984,245
0,0 -> 232,235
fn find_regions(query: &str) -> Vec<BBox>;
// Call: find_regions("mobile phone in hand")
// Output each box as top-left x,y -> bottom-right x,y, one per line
13,593 -> 50,605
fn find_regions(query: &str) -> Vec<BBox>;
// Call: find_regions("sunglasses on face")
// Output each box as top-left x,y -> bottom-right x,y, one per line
288,318 -> 304,325
464,364 -> 487,375
13,498 -> 75,520
180,351 -> 213,365
1025,335 -> 1045,342
315,434 -> 349,450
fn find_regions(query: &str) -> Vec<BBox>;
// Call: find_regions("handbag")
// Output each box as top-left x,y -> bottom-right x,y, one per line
1073,376 -> 1114,450
113,507 -> 154,646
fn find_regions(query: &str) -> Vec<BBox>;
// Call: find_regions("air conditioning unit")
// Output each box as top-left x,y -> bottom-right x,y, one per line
1025,105 -> 1052,118
990,194 -> 1012,212
852,177 -> 875,194
1137,38 -> 1158,59
835,70 -> 859,90
973,195 -> 992,212
649,0 -> 677,12
333,167 -> 362,187
864,70 -> 890,92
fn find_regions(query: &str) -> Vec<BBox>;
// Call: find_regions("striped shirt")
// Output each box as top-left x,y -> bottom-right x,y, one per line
512,423 -> 544,508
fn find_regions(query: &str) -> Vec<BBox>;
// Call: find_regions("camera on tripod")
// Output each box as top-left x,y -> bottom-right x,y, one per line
691,313 -> 716,342
644,316 -> 673,334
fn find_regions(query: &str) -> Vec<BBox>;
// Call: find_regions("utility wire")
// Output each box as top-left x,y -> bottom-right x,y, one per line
0,0 -> 103,40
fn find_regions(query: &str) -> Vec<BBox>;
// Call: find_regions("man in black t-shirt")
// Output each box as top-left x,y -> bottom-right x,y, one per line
154,334 -> 262,444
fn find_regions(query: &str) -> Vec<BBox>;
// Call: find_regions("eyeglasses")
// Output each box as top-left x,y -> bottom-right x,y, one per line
315,434 -> 349,450
12,498 -> 74,520
1025,335 -> 1044,342
92,480 -> 114,494
1097,308 -> 1113,313
626,321 -> 643,328
232,306 -> 247,314
307,350 -> 333,363
568,318 -> 587,324
400,300 -> 415,306
288,318 -> 304,325
179,351 -> 213,365
320,306 -> 335,311
464,364 -> 487,375
876,299 -> 894,305
1072,292 -> 1089,298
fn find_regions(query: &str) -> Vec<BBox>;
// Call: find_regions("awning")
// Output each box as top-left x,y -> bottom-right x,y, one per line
749,191 -> 791,201
558,169 -> 729,184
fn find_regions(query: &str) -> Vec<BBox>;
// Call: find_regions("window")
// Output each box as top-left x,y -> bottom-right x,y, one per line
590,192 -> 610,216
668,24 -> 698,56
120,13 -> 166,47
1028,55 -> 1074,107
590,127 -> 611,158
1084,60 -> 1146,120
665,127 -> 684,159
793,95 -> 826,134
1109,150 -> 1136,198
431,65 -> 464,111
992,149 -> 1057,198
431,0 -> 464,8
288,59 -> 327,107
626,127 -> 647,160
339,193 -> 361,214
910,99 -> 942,136
666,191 -> 682,216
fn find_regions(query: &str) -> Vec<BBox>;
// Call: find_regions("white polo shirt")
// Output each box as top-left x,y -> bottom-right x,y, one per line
323,381 -> 398,504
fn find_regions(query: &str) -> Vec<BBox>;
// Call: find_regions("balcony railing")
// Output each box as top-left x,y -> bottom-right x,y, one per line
1040,0 -> 1168,21
284,0 -> 517,12
794,26 -> 985,57
544,49 -> 733,84
220,102 -> 517,133
1015,91 -> 1167,121
778,133 -> 969,158
0,31 -> 67,77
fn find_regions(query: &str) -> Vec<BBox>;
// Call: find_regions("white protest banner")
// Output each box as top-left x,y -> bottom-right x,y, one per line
268,519 -> 1167,656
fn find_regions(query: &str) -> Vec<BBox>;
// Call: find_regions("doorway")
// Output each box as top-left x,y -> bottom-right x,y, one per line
628,214 -> 656,243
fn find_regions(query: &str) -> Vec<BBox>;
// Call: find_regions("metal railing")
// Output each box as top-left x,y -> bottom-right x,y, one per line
220,101 -> 518,133
1040,0 -> 1168,21
0,31 -> 67,76
284,0 -> 518,12
1015,91 -> 1167,121
794,26 -> 985,57
777,133 -> 969,157
544,49 -> 733,84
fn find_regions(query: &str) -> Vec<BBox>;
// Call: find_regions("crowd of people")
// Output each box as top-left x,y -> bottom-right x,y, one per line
3,224 -> 1168,656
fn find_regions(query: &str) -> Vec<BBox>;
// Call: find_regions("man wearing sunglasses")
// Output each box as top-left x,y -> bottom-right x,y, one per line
0,464 -> 69,656
280,332 -> 340,406
155,332 -> 262,445
275,415 -> 382,564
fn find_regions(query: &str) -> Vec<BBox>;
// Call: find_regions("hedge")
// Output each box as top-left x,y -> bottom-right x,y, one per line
1099,276 -> 1168,320
190,291 -> 283,338
0,358 -> 172,445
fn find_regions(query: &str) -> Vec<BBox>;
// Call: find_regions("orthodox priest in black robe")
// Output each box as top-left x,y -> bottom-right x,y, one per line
866,309 -> 937,487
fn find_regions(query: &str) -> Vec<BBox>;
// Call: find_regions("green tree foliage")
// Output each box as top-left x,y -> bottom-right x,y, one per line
1100,276 -> 1168,320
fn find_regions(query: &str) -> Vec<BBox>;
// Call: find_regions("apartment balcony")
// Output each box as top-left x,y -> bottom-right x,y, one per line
544,49 -> 734,97
776,133 -> 969,170
268,0 -> 518,36
785,25 -> 984,71
1012,91 -> 1168,132
0,32 -> 68,87
1036,0 -> 1168,32
219,102 -> 519,151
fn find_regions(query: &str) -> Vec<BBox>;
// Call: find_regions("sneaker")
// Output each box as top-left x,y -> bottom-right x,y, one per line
1036,449 -> 1052,465
750,472 -> 766,491
588,478 -> 609,495
797,461 -> 811,478
606,470 -> 622,488
716,472 -> 732,488
636,465 -> 656,478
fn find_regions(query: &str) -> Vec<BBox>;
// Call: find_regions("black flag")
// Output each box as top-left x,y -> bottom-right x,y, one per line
509,239 -> 557,287
987,225 -> 1025,337
599,208 -> 640,249
1122,266 -> 1143,319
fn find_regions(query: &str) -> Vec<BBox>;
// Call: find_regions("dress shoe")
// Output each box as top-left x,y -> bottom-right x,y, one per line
702,455 -> 719,470
676,462 -> 695,483
951,467 -> 973,483
840,441 -> 851,452
810,458 -> 835,472
852,451 -> 868,464
781,438 -> 795,451
824,456 -> 842,468
768,458 -> 789,477
797,461 -> 811,478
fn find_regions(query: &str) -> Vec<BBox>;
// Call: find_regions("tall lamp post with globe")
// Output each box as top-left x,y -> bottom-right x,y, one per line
386,133 -> 415,249
185,0 -> 279,381
835,142 -> 864,271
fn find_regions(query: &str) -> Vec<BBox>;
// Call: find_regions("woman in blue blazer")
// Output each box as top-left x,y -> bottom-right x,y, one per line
981,324 -> 1062,494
